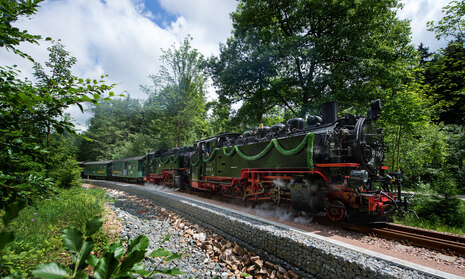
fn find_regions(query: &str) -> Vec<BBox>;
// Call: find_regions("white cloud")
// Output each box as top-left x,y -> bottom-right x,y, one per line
159,0 -> 237,55
398,0 -> 449,51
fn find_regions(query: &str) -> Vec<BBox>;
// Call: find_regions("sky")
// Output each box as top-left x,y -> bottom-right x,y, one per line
0,0 -> 451,131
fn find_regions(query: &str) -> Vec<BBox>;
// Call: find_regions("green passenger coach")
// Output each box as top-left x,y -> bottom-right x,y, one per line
82,160 -> 112,179
112,155 -> 145,182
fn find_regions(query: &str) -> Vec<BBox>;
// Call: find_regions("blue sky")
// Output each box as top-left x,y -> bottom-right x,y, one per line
141,0 -> 178,27
0,0 -> 451,130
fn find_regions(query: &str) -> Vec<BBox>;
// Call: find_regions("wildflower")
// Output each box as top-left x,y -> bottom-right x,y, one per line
33,212 -> 37,215
32,219 -> 35,222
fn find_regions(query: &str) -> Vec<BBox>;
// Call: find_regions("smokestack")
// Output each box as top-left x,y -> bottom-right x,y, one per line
321,101 -> 337,124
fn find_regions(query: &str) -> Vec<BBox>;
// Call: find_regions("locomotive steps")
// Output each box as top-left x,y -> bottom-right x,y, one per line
88,180 -> 462,279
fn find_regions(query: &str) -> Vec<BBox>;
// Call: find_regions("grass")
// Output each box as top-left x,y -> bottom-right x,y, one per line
0,186 -> 114,277
394,215 -> 465,235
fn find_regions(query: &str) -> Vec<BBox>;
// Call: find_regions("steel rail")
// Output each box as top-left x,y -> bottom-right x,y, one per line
341,222 -> 465,257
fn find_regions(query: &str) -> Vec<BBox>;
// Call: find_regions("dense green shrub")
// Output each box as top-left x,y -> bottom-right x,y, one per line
0,187 -> 110,276
32,218 -> 184,278
397,194 -> 465,234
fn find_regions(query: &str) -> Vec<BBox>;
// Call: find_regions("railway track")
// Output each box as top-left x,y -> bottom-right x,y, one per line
170,186 -> 465,258
340,222 -> 465,257
156,184 -> 465,258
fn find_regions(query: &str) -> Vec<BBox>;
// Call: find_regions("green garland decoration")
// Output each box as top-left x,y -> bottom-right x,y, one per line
190,156 -> 200,167
203,148 -> 219,163
157,156 -> 177,165
204,132 -> 315,169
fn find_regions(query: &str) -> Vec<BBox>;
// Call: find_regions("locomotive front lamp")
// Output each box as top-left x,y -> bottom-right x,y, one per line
349,170 -> 369,183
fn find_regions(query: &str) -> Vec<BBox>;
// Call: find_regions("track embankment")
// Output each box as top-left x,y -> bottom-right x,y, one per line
88,180 -> 463,279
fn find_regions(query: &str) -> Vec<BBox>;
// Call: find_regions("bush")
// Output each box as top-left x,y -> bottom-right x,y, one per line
47,134 -> 83,189
415,196 -> 465,228
47,161 -> 82,189
0,171 -> 55,209
32,218 -> 184,278
0,187 -> 110,276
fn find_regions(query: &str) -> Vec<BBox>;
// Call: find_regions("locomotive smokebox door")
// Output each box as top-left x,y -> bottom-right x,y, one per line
290,182 -> 323,213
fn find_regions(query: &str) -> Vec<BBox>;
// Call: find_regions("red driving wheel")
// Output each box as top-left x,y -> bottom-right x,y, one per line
232,185 -> 243,200
244,186 -> 256,202
326,200 -> 346,222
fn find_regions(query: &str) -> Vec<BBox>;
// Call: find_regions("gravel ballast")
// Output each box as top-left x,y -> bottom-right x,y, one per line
90,180 -> 462,279
105,189 -> 230,278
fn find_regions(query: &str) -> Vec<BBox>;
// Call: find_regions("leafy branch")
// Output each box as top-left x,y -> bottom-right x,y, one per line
31,216 -> 185,278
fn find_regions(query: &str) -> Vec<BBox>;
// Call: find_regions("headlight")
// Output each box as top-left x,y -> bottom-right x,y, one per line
350,170 -> 369,183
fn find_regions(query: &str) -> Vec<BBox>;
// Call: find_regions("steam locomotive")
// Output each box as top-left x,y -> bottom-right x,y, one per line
83,100 -> 406,223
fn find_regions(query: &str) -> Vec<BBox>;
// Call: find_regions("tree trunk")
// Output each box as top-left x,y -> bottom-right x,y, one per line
395,125 -> 402,172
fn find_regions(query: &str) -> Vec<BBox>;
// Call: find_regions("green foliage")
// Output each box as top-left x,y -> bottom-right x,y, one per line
427,0 -> 465,42
399,195 -> 465,232
205,99 -> 235,136
444,125 -> 465,194
0,187 -> 110,276
47,133 -> 82,189
31,217 -> 184,278
33,40 -> 77,88
422,41 -> 465,125
208,32 -> 293,123
76,97 -> 153,161
2,186 -> 185,278
1,39 -> 114,207
142,36 -> 208,148
425,2 -> 465,124
0,0 -> 44,60
81,36 -> 211,161
0,200 -> 27,277
0,171 -> 55,209
210,0 -> 417,123
380,69 -> 433,176
0,0 -> 115,210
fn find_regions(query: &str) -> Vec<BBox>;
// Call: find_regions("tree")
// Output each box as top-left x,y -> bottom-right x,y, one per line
31,40 -> 78,149
205,98 -> 235,135
425,1 -> 465,125
0,1 -> 114,207
33,40 -> 77,86
381,73 -> 432,173
444,125 -> 465,193
141,36 -> 208,148
0,0 -> 44,60
77,97 -> 150,161
422,42 -> 465,124
211,0 -> 416,121
427,0 -> 465,42
417,43 -> 433,66
208,34 -> 297,124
